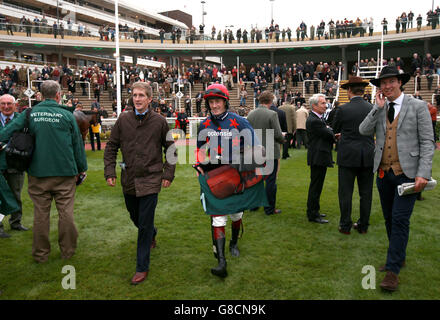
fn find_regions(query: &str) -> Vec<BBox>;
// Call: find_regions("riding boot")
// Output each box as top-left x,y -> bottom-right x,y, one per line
211,226 -> 227,278
229,219 -> 241,257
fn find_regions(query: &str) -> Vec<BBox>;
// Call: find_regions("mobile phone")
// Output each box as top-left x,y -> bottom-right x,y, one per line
76,173 -> 87,186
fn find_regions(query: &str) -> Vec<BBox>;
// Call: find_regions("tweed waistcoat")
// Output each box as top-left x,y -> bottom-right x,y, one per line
380,114 -> 403,175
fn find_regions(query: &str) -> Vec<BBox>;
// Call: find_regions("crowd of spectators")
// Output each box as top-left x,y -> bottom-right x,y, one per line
1,6 -> 439,44
1,51 -> 440,119
207,7 -> 439,44
0,14 -> 90,38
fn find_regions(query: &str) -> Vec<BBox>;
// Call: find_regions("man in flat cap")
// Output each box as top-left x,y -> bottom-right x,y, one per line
333,76 -> 375,235
359,66 -> 435,291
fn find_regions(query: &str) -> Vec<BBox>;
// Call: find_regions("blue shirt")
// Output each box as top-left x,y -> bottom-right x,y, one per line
135,109 -> 149,116
0,113 -> 14,127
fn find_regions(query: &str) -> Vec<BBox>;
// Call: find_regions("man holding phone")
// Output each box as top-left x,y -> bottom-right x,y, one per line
359,66 -> 435,291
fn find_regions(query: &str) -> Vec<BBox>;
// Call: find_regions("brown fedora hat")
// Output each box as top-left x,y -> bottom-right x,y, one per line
370,66 -> 411,87
340,76 -> 369,89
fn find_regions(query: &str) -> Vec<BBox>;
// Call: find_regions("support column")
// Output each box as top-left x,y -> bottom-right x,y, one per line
58,47 -> 62,66
202,51 -> 206,65
341,46 -> 348,80
133,52 -> 138,65
270,49 -> 275,83
424,38 -> 431,55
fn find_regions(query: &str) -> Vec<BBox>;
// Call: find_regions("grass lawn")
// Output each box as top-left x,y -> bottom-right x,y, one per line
0,145 -> 439,300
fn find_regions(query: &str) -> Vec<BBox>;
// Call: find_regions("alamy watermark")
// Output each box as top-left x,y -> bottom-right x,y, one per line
361,265 -> 376,290
61,265 -> 76,290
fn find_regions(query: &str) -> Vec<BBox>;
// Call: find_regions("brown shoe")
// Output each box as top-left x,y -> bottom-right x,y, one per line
131,271 -> 148,285
338,227 -> 351,235
380,271 -> 399,291
379,261 -> 406,272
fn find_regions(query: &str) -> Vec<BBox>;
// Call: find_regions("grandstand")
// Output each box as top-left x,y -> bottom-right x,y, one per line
0,0 -> 187,37
0,1 -> 439,139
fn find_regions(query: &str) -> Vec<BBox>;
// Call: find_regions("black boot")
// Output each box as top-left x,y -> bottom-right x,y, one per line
211,227 -> 227,278
229,221 -> 241,257
211,237 -> 227,278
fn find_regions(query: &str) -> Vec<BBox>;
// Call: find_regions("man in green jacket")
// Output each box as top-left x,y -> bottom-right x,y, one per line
0,80 -> 87,262
0,94 -> 28,238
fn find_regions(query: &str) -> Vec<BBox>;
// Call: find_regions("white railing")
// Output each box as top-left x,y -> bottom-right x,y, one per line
151,81 -> 159,94
333,67 -> 342,108
358,65 -> 379,79
302,80 -> 322,96
166,117 -> 206,138
370,66 -> 383,104
173,81 -> 192,100
37,0 -> 160,36
75,81 -> 91,99
30,80 -> 44,88
414,75 -> 420,94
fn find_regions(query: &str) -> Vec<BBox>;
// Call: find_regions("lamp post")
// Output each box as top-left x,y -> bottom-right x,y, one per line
269,0 -> 275,24
201,1 -> 206,26
114,0 -> 121,116
56,0 -> 60,25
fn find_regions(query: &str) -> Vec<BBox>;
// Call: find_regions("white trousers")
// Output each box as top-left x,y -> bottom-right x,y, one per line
211,212 -> 243,227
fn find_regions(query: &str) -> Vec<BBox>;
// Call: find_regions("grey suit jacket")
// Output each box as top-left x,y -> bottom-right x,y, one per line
359,94 -> 435,179
247,106 -> 284,160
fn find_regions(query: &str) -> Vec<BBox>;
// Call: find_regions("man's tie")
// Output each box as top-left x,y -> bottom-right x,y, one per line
5,117 -> 10,124
387,102 -> 395,123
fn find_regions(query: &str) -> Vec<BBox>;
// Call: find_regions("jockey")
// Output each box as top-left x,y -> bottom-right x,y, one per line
194,83 -> 267,278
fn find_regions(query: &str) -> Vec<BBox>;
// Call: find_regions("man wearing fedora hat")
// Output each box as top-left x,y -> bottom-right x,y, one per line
333,76 -> 375,235
359,66 -> 435,291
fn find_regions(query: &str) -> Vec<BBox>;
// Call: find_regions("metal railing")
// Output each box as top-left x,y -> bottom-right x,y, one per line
172,81 -> 192,99
151,81 -> 159,94
369,65 -> 383,104
0,22 -> 98,37
302,80 -> 322,96
75,81 -> 91,99
358,65 -> 380,79
332,67 -> 342,108
414,74 -> 440,94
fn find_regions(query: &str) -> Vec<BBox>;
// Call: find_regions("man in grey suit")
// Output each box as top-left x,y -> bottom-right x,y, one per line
333,77 -> 375,235
247,91 -> 285,215
359,66 -> 435,291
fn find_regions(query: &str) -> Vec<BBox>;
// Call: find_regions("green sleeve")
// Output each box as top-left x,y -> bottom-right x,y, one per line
0,112 -> 26,143
70,114 -> 88,173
